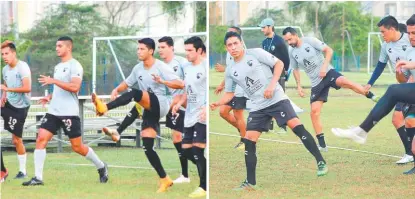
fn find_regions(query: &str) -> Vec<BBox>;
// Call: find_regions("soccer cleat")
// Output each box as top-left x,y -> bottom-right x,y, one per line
396,154 -> 414,165
403,167 -> 415,175
92,93 -> 108,116
0,169 -> 8,183
317,161 -> 328,176
331,127 -> 367,144
102,127 -> 120,142
22,177 -> 44,186
233,180 -> 257,191
14,171 -> 27,179
318,146 -> 328,152
189,187 -> 207,198
98,162 -> 109,183
234,142 -> 244,150
173,174 -> 190,184
135,103 -> 143,117
157,176 -> 173,193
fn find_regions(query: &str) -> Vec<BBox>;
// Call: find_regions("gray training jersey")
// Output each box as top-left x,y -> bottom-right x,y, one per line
2,60 -> 31,108
225,48 -> 288,112
404,47 -> 415,78
379,33 -> 411,70
183,62 -> 206,127
226,52 -> 245,97
125,59 -> 180,118
48,59 -> 83,116
289,37 -> 333,87
165,55 -> 188,97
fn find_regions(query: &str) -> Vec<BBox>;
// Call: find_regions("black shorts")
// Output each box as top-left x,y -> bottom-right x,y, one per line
182,123 -> 206,144
40,113 -> 82,139
141,92 -> 161,133
395,102 -> 405,112
226,96 -> 247,110
1,102 -> 29,138
246,99 -> 297,132
166,109 -> 185,132
310,69 -> 343,103
403,104 -> 415,118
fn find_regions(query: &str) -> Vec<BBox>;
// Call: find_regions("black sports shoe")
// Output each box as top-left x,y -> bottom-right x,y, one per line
22,177 -> 44,186
98,162 -> 108,183
15,171 -> 27,179
403,167 -> 415,175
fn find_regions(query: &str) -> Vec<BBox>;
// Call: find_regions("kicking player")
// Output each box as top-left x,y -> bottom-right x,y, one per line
92,38 -> 184,192
22,36 -> 108,186
282,27 -> 378,152
1,40 -> 31,179
332,14 -> 415,174
103,36 -> 193,183
214,26 -> 247,149
172,36 -> 207,198
364,16 -> 414,164
211,32 -> 328,190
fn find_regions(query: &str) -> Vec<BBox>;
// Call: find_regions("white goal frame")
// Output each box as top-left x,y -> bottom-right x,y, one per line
367,32 -> 393,74
92,32 -> 207,93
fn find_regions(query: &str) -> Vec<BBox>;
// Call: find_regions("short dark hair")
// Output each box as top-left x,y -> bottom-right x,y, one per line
57,36 -> 73,43
184,36 -> 205,52
229,26 -> 242,35
398,23 -> 407,33
377,15 -> 399,30
282,27 -> 298,36
138,38 -> 156,55
223,31 -> 242,45
1,40 -> 16,52
406,14 -> 415,26
158,36 -> 174,47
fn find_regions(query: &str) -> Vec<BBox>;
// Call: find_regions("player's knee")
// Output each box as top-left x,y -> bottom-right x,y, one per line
172,132 -> 182,143
219,107 -> 229,118
392,116 -> 404,128
12,137 -> 23,146
70,142 -> 83,153
310,107 -> 321,117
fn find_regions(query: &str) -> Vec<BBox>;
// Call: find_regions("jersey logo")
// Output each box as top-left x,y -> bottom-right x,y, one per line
388,48 -> 392,53
294,55 -> 298,60
271,45 -> 275,51
233,71 -> 238,77
173,65 -> 178,72
197,72 -> 202,79
410,59 -> 413,61
139,76 -> 143,80
63,68 -> 68,72
305,47 -> 310,52
402,45 -> 407,51
247,60 -> 253,67
187,85 -> 193,94
280,112 -> 285,117
396,57 -> 400,63
4,75 -> 7,81
303,59 -> 312,67
245,76 -> 255,88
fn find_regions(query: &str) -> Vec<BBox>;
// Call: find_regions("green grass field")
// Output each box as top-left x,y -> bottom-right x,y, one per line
209,70 -> 414,199
1,144 -> 201,199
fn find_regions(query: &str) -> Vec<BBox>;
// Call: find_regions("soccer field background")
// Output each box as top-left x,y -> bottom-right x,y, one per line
209,70 -> 413,199
1,146 -> 200,199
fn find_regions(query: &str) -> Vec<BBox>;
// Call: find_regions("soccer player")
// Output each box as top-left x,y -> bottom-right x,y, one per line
172,36 -> 207,198
22,36 -> 108,186
1,151 -> 8,183
211,32 -> 328,190
332,14 -> 415,174
214,26 -> 247,149
282,27 -> 378,152
91,38 -> 184,192
1,40 -> 31,179
363,16 -> 414,164
102,36 -> 193,183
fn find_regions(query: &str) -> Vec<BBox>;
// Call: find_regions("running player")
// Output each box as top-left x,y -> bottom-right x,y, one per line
22,36 -> 108,186
282,27 -> 378,152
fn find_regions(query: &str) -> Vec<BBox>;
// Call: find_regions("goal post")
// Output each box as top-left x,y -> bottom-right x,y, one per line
367,32 -> 393,75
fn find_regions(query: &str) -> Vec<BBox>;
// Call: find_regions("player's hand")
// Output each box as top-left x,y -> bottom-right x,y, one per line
198,107 -> 206,122
110,89 -> 119,101
38,96 -> 51,107
1,96 -> 6,107
38,75 -> 54,86
0,84 -> 8,92
263,84 -> 276,99
172,104 -> 180,116
397,60 -> 415,70
214,84 -> 224,95
319,70 -> 327,78
297,86 -> 305,98
215,63 -> 225,72
151,74 -> 164,84
210,102 -> 220,111
364,84 -> 372,93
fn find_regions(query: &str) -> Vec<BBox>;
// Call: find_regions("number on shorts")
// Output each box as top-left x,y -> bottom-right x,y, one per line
171,113 -> 179,125
8,117 -> 17,130
62,119 -> 72,132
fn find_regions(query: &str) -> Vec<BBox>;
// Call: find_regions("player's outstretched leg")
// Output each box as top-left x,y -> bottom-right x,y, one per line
335,76 -> 379,102
92,89 -> 148,115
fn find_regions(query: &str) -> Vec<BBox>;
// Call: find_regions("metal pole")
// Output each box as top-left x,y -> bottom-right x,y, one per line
341,5 -> 345,72
107,40 -> 126,80
344,30 -> 358,69
92,39 -> 97,93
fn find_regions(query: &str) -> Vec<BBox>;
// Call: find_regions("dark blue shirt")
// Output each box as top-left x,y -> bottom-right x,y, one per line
262,34 -> 290,74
